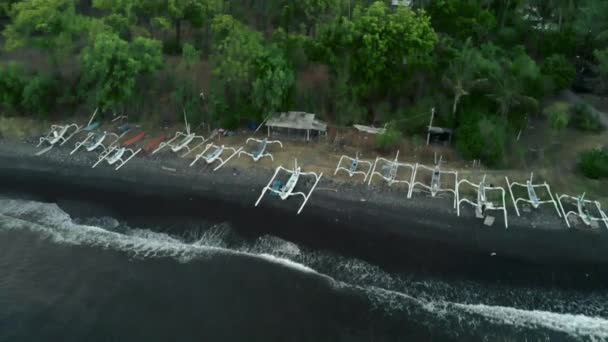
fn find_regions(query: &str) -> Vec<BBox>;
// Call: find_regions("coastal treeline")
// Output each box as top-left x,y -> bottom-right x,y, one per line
0,0 -> 607,170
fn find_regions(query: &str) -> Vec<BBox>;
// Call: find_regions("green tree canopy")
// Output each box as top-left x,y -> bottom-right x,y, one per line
317,1 -> 437,98
80,32 -> 163,111
3,0 -> 86,61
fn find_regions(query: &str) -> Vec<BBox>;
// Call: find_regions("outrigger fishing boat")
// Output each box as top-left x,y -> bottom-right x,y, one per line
36,109 -> 100,156
408,156 -> 458,207
143,134 -> 167,154
557,193 -> 608,229
92,131 -> 145,170
152,112 -> 205,157
190,143 -> 242,171
456,175 -> 508,228
334,152 -> 373,182
368,151 -> 415,190
505,172 -> 561,217
71,130 -> 123,155
239,138 -> 283,162
255,159 -> 323,214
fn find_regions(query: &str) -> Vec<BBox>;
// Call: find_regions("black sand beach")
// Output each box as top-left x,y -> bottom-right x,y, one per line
1,140 -> 607,289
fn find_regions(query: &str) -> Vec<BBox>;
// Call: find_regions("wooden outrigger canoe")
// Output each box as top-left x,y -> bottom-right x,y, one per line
143,134 -> 166,153
123,131 -> 146,147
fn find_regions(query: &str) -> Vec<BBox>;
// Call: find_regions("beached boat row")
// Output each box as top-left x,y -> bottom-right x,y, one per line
335,151 -> 607,230
34,113 -> 607,230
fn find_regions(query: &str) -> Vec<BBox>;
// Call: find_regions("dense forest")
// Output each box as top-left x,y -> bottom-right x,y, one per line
1,0 -> 607,172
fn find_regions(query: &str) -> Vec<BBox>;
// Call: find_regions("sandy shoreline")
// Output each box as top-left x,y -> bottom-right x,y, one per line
1,139 -> 608,286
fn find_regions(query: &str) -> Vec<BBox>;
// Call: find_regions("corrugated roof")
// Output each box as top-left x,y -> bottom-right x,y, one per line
353,125 -> 386,135
266,112 -> 327,131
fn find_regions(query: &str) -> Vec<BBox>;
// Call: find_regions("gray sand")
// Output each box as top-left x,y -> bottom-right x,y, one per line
1,138 -> 608,267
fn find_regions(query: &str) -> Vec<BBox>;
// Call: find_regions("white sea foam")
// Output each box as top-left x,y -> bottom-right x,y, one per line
454,303 -> 608,341
258,253 -> 317,274
0,199 -> 329,279
2,198 -> 607,341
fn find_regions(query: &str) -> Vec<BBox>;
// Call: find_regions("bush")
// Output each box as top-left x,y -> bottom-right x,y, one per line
21,74 -> 57,117
0,62 -> 27,111
542,54 -> 576,91
543,102 -> 570,131
571,103 -> 603,132
162,38 -> 182,55
456,111 -> 507,167
376,126 -> 402,151
170,80 -> 205,127
541,28 -> 578,58
578,148 -> 608,179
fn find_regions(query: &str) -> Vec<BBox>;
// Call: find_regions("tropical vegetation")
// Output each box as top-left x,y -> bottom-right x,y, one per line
0,0 -> 607,170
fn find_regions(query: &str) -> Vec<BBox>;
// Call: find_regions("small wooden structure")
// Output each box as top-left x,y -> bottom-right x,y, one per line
265,111 -> 327,141
426,108 -> 453,146
353,125 -> 386,135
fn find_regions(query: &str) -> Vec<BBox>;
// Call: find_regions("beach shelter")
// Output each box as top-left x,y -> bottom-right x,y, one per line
265,111 -> 327,141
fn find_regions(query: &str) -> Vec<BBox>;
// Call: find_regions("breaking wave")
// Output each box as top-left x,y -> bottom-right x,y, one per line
1,198 -> 607,341
0,199 -> 324,278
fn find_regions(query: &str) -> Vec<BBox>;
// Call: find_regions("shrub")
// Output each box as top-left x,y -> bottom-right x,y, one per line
541,28 -> 578,58
162,38 -> 182,55
170,80 -> 205,127
103,14 -> 132,40
0,62 -> 27,111
21,74 -> 57,117
571,103 -> 603,132
541,54 -> 576,91
456,111 -> 507,167
543,102 -> 570,131
376,126 -> 402,151
578,148 -> 608,179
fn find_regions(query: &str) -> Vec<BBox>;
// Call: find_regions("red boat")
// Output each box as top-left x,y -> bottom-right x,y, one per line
123,131 -> 146,147
143,134 -> 166,153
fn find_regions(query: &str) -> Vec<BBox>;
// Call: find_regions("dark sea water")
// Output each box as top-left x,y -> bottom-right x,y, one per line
1,194 -> 608,342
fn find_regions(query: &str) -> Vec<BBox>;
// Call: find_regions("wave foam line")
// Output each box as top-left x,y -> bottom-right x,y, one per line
0,213 -> 328,282
2,199 -> 607,340
454,303 -> 608,340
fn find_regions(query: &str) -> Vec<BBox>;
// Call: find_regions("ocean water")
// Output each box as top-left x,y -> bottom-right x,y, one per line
1,196 -> 608,342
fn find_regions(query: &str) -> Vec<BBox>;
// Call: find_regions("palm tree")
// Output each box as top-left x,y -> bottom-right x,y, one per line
487,59 -> 538,119
442,38 -> 488,117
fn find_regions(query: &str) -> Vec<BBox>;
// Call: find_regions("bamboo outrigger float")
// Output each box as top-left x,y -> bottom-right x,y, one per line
239,138 -> 283,162
255,159 -> 323,214
334,152 -> 373,181
408,156 -> 458,208
367,150 -> 415,189
556,193 -> 608,229
190,143 -> 242,171
92,131 -> 145,170
152,112 -> 205,157
456,175 -> 508,228
71,131 -> 123,155
505,172 -> 561,217
36,109 -> 99,156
